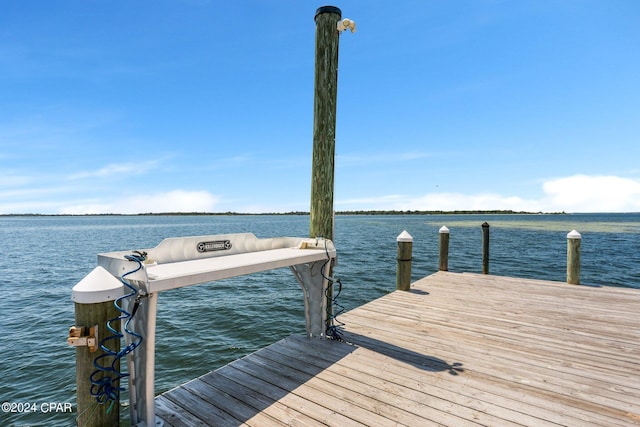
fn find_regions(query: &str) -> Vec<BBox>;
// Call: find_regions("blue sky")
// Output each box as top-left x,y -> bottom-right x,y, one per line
1,0 -> 639,214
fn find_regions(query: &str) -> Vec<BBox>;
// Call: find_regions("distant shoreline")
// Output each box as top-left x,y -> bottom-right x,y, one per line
1,210 -> 567,217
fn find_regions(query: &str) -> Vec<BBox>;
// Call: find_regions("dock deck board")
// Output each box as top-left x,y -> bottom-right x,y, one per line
155,271 -> 640,426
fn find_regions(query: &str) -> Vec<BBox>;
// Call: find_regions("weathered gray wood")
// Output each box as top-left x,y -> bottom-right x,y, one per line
75,301 -> 120,427
198,373 -> 295,426
310,6 -> 342,327
258,341 -> 519,427
309,6 -> 341,242
154,397 -> 205,427
156,272 -> 640,426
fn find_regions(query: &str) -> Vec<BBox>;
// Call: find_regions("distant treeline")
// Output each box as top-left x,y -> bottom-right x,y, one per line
2,210 -> 565,217
336,210 -> 566,215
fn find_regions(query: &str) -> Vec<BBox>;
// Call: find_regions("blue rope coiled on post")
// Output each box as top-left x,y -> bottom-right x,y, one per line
89,251 -> 147,407
322,240 -> 345,341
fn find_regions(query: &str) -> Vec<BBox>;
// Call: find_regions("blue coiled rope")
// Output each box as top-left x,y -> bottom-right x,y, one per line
322,240 -> 345,340
89,251 -> 147,408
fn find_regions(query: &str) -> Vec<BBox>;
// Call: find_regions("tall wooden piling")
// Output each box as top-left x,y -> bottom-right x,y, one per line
75,301 -> 120,427
396,231 -> 413,291
310,5 -> 341,242
439,226 -> 450,271
481,222 -> 490,274
310,6 -> 341,329
567,229 -> 581,285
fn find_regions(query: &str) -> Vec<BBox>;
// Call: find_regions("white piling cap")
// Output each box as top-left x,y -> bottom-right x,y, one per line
72,266 -> 124,304
567,229 -> 582,239
439,226 -> 450,233
397,230 -> 413,242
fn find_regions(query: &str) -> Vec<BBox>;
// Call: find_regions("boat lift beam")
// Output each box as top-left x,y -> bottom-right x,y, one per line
71,233 -> 336,427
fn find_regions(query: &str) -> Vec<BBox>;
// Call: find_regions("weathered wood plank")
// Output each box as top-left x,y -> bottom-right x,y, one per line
155,396 -> 207,427
160,387 -> 234,427
224,362 -> 365,426
344,306 -> 640,399
156,272 -> 640,426
180,377 -> 280,427
265,337 -> 532,426
253,346 -> 470,426
198,371 -> 306,427
348,296 -> 640,373
349,278 -> 637,404
341,315 -> 638,426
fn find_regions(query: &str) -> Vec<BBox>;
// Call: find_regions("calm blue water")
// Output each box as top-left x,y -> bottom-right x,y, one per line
1,213 -> 638,426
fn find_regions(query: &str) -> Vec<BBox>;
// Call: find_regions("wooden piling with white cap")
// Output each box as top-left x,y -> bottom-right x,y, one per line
396,230 -> 413,291
567,229 -> 581,285
439,226 -> 450,271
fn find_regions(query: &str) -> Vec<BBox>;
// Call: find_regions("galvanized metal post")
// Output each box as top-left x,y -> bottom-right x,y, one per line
567,229 -> 581,285
439,226 -> 450,271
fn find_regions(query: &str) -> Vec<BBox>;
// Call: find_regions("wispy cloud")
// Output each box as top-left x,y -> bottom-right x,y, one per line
67,160 -> 162,180
0,172 -> 33,188
338,194 -> 407,206
336,151 -> 430,167
0,107 -> 121,146
59,189 -> 221,214
0,184 -> 85,214
0,200 -> 68,214
0,186 -> 73,199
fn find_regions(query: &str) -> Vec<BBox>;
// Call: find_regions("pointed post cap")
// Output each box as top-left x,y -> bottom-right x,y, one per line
72,266 -> 124,304
397,230 -> 413,242
567,229 -> 582,239
439,226 -> 450,234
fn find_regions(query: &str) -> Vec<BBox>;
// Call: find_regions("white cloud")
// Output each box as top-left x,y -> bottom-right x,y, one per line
337,174 -> 640,213
4,174 -> 639,215
542,175 -> 640,212
339,193 -> 543,212
59,190 -> 220,214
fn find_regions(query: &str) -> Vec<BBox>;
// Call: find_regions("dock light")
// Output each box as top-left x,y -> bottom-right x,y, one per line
337,18 -> 356,33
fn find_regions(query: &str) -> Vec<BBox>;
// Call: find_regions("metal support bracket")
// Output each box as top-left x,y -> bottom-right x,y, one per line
290,260 -> 330,338
68,324 -> 98,352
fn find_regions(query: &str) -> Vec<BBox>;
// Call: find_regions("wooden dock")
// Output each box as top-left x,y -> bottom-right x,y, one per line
155,271 -> 640,426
